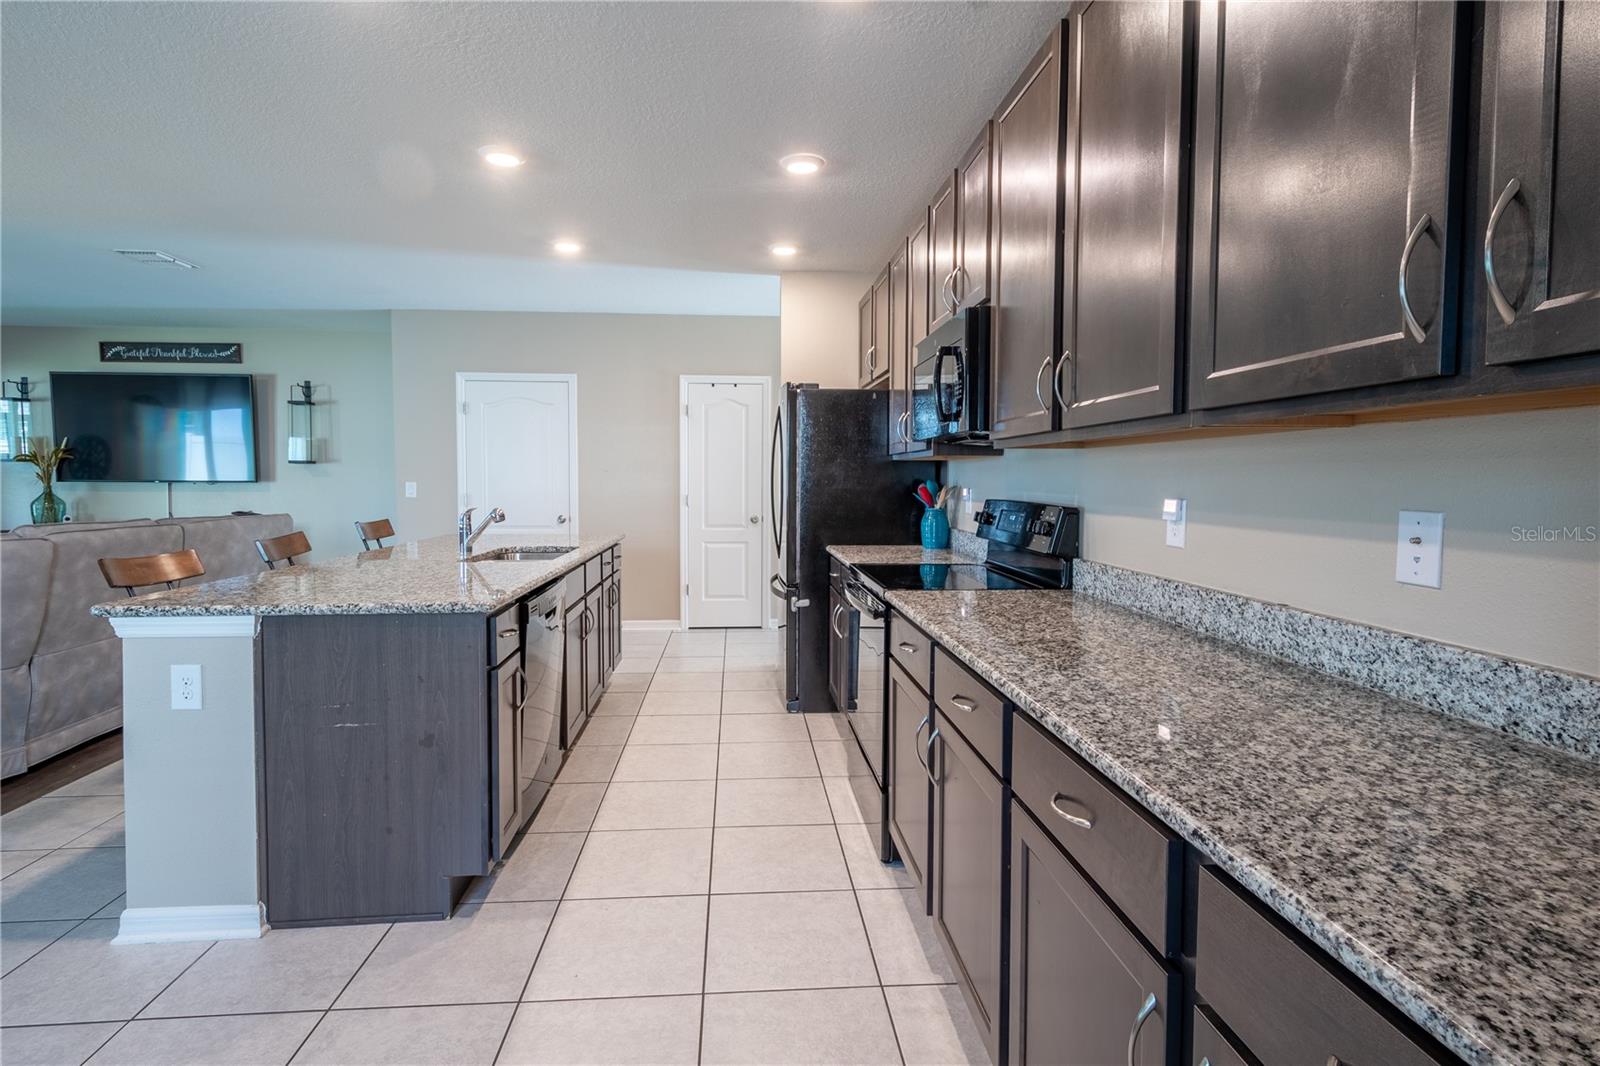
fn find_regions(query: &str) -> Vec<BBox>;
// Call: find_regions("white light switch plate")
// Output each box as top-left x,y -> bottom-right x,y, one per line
1163,498 -> 1186,548
404,481 -> 417,498
1396,511 -> 1444,588
171,664 -> 202,710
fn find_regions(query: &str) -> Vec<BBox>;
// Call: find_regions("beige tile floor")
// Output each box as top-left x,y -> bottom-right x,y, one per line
0,628 -> 987,1065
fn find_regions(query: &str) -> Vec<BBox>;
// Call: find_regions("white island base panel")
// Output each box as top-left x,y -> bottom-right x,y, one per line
107,615 -> 265,944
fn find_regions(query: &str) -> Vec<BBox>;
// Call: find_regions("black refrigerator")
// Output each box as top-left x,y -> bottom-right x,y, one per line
768,384 -> 937,712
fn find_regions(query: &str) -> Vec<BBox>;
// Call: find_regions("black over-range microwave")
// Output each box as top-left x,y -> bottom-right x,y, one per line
911,303 -> 991,444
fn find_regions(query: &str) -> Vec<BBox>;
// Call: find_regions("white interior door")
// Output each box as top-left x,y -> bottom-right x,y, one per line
683,378 -> 767,628
458,374 -> 577,537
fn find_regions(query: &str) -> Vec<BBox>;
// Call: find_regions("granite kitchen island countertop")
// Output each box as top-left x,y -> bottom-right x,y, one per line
885,587 -> 1599,1066
93,533 -> 623,618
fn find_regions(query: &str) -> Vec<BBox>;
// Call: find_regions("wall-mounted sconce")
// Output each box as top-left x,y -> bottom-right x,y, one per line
287,380 -> 320,464
1,376 -> 37,459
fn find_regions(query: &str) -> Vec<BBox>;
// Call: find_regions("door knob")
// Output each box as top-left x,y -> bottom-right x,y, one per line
749,515 -> 760,524
556,515 -> 568,524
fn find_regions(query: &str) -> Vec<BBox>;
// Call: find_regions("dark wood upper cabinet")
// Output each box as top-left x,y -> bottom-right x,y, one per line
910,215 -> 931,353
957,123 -> 994,311
1480,0 -> 1600,366
991,25 -> 1066,440
1189,2 -> 1466,410
870,265 -> 896,385
858,287 -> 875,389
1059,1 -> 1189,430
888,236 -> 912,454
929,173 -> 959,332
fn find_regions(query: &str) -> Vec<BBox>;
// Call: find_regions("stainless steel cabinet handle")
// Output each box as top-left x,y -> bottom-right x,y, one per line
924,727 -> 941,786
1053,349 -> 1072,409
939,270 -> 956,313
830,604 -> 849,640
1484,177 -> 1521,326
949,695 -> 978,713
913,714 -> 931,769
1049,793 -> 1095,830
498,627 -> 517,639
955,264 -> 969,306
1033,355 -> 1053,413
896,642 -> 917,654
608,585 -> 619,605
1126,992 -> 1157,1066
513,667 -> 531,713
556,514 -> 568,524
867,345 -> 877,372
1398,212 -> 1433,344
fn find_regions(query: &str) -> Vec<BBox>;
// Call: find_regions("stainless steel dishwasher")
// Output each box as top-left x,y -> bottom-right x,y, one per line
519,586 -> 566,831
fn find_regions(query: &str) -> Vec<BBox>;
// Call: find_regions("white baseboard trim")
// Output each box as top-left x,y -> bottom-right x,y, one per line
114,904 -> 266,944
621,619 -> 683,632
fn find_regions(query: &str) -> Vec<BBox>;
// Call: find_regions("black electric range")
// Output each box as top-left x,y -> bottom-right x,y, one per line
834,500 -> 1081,865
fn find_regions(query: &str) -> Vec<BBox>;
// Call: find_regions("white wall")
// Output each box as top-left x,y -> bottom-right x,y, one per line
779,272 -> 875,387
390,310 -> 780,622
949,407 -> 1600,676
0,321 -> 395,561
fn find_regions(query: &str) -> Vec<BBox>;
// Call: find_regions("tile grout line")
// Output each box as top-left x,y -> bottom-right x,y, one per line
696,672 -> 724,1065
88,937 -> 221,1063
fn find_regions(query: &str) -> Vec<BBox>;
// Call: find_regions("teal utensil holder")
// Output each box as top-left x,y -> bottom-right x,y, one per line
920,506 -> 950,550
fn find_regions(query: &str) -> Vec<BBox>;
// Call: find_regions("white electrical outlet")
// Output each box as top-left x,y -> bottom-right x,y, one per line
1163,498 -> 1186,548
1396,511 -> 1444,588
404,481 -> 417,498
170,664 -> 202,710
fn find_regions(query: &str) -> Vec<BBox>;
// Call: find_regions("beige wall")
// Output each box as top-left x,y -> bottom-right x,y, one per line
0,322 -> 395,560
390,310 -> 780,622
779,272 -> 875,387
950,407 -> 1600,676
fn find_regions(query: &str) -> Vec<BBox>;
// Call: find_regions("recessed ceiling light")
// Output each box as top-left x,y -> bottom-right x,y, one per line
477,145 -> 525,169
770,243 -> 799,258
780,153 -> 826,176
551,239 -> 583,256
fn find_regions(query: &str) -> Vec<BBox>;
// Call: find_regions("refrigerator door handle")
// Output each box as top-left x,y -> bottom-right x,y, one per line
769,404 -> 783,557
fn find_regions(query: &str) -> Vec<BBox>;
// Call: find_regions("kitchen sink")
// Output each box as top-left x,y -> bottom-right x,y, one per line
479,547 -> 573,561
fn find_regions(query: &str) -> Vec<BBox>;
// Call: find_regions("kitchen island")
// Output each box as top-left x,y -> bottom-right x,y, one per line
93,533 -> 623,941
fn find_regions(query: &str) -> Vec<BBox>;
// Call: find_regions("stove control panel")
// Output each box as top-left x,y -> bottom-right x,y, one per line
976,500 -> 1081,559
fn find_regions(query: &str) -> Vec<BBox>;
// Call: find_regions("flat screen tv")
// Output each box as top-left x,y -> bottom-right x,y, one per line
50,372 -> 259,483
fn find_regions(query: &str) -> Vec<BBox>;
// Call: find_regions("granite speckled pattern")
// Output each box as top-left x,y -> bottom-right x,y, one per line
91,534 -> 622,618
1073,559 -> 1600,760
886,588 -> 1599,1066
826,544 -> 974,566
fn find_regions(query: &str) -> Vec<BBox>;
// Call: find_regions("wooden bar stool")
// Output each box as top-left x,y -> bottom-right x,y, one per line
256,530 -> 312,569
355,518 -> 395,550
98,549 -> 207,597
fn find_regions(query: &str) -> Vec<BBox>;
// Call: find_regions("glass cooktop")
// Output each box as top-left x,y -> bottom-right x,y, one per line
856,563 -> 1033,592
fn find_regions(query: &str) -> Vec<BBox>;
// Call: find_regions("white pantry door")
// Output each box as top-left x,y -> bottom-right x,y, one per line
683,378 -> 768,628
457,374 -> 577,537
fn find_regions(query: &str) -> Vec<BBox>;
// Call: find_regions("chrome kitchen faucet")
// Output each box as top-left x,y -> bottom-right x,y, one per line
458,506 -> 506,559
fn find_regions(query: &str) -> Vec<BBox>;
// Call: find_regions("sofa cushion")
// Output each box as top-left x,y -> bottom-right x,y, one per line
3,664 -> 31,769
12,519 -> 157,537
175,512 -> 293,582
27,638 -> 122,750
33,524 -> 184,654
1,537 -> 53,669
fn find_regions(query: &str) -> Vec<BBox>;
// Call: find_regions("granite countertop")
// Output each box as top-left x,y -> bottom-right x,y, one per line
885,587 -> 1599,1066
826,544 -> 971,566
92,534 -> 622,618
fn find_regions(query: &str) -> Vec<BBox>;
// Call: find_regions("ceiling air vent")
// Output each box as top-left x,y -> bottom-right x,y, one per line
112,249 -> 197,269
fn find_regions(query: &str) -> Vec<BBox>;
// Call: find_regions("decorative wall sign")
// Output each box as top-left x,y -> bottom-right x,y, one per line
99,342 -> 242,364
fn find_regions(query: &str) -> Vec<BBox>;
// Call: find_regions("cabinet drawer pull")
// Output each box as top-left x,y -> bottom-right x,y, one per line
1484,177 -> 1521,325
498,627 -> 518,639
1033,355 -> 1052,413
1126,993 -> 1157,1066
924,727 -> 941,786
896,642 -> 918,654
949,695 -> 978,713
1049,793 -> 1094,830
1398,212 -> 1433,344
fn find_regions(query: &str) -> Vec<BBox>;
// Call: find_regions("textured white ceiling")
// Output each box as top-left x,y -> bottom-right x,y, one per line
1,1 -> 1063,321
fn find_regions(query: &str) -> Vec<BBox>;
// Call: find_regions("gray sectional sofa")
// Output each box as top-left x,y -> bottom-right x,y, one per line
1,512 -> 292,777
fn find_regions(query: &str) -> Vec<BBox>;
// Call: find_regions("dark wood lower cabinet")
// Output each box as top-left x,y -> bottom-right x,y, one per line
583,588 -> 603,712
1190,1005 -> 1250,1066
931,713 -> 1005,1064
888,661 -> 932,903
1008,799 -> 1178,1066
562,599 -> 587,747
